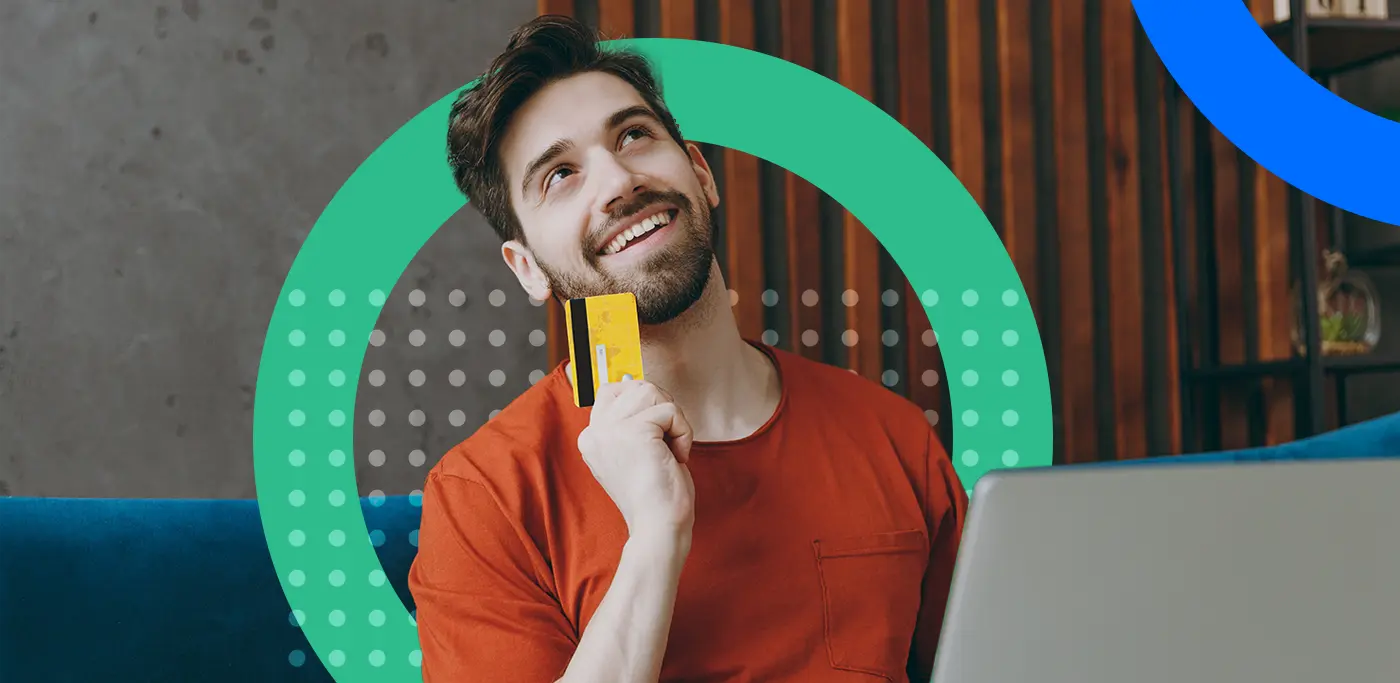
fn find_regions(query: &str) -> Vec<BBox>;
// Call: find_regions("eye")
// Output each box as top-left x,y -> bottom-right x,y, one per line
620,125 -> 652,147
545,166 -> 574,190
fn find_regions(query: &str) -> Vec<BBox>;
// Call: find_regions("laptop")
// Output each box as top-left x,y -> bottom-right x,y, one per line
931,457 -> 1400,683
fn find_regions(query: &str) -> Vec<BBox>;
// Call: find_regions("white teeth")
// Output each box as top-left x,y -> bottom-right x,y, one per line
603,210 -> 673,255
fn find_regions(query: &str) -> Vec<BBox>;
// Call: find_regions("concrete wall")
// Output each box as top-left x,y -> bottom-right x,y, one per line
0,0 -> 543,498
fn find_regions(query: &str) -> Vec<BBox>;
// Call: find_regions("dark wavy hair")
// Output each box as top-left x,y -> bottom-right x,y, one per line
446,15 -> 687,244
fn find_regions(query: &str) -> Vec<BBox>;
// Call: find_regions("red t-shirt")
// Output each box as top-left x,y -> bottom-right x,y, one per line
410,342 -> 967,682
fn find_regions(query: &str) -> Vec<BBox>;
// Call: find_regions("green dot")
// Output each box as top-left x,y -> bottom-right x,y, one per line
1002,290 -> 1019,306
328,289 -> 346,307
369,610 -> 386,627
410,650 -> 422,667
1003,449 -> 1021,466
1003,369 -> 1020,386
328,330 -> 346,347
962,410 -> 979,427
329,570 -> 346,587
328,410 -> 346,427
292,609 -> 306,626
288,490 -> 305,507
1003,330 -> 1020,346
368,289 -> 386,307
328,651 -> 345,668
329,530 -> 346,547
288,530 -> 305,547
288,449 -> 306,467
369,569 -> 387,587
288,289 -> 306,306
962,450 -> 980,467
962,330 -> 979,346
288,330 -> 305,346
288,570 -> 305,587
328,449 -> 346,467
329,490 -> 346,507
962,290 -> 979,306
287,370 -> 305,386
962,370 -> 979,387
288,410 -> 305,427
921,289 -> 938,307
369,650 -> 386,667
1003,410 -> 1020,427
328,610 -> 345,627
328,369 -> 346,387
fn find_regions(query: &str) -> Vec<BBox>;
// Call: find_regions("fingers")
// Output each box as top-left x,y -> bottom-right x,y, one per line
594,379 -> 671,419
633,402 -> 695,464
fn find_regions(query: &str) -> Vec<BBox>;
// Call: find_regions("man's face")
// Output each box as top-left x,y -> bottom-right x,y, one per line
497,71 -> 720,326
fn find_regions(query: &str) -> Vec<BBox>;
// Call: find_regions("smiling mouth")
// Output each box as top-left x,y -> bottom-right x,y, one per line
599,209 -> 678,256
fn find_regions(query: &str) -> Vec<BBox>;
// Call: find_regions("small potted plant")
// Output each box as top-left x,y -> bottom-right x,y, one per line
1293,250 -> 1382,356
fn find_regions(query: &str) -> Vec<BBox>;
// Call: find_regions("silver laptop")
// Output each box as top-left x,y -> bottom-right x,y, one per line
931,458 -> 1400,683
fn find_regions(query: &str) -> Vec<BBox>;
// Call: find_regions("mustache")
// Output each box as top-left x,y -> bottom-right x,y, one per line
591,190 -> 693,250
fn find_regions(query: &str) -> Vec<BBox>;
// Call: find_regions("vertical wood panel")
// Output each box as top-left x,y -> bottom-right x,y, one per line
597,0 -> 636,36
1157,62 -> 1184,455
660,0 -> 695,38
780,0 -> 826,362
1051,0 -> 1096,464
996,0 -> 1038,323
836,0 -> 883,379
1102,0 -> 1147,460
946,0 -> 985,207
540,0 -> 575,369
539,0 -> 574,16
719,0 -> 767,342
1210,128 -> 1250,450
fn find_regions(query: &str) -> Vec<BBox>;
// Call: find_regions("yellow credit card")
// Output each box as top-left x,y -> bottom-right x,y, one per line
564,292 -> 645,407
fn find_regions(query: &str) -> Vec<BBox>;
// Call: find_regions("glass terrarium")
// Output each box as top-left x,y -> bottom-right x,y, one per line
1292,250 -> 1381,356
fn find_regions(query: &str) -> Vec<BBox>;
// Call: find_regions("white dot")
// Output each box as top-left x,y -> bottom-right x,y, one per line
529,330 -> 546,347
1002,449 -> 1020,466
489,409 -> 501,419
925,410 -> 940,426
409,370 -> 425,387
762,289 -> 779,306
962,370 -> 979,386
923,329 -> 937,347
1003,369 -> 1020,386
921,290 -> 938,306
529,369 -> 545,384
489,370 -> 506,387
882,370 -> 898,387
368,370 -> 385,387
842,290 -> 859,306
922,370 -> 940,386
962,290 -> 979,306
368,410 -> 385,427
762,329 -> 779,345
409,330 -> 426,347
449,289 -> 466,306
489,289 -> 506,307
449,330 -> 466,346
802,330 -> 819,347
882,330 -> 899,346
962,410 -> 979,427
409,409 -> 425,427
962,450 -> 980,467
409,289 -> 426,306
1002,290 -> 1019,306
1003,410 -> 1020,426
529,296 -> 544,307
842,330 -> 859,347
449,410 -> 466,427
728,289 -> 739,306
449,370 -> 466,387
802,289 -> 819,306
369,330 -> 386,347
489,330 -> 506,347
962,330 -> 979,346
368,450 -> 385,467
368,290 -> 386,307
409,449 -> 426,467
882,289 -> 899,306
1003,330 -> 1020,347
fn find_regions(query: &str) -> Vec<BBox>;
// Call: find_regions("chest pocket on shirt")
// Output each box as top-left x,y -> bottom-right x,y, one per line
813,529 -> 929,681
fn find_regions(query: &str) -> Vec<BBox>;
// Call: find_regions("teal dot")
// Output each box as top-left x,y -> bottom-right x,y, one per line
328,369 -> 346,387
1003,410 -> 1020,427
329,610 -> 346,627
288,530 -> 305,547
962,290 -> 979,306
328,490 -> 346,507
962,370 -> 979,387
369,569 -> 387,587
329,530 -> 346,547
328,449 -> 346,467
287,370 -> 305,386
369,650 -> 386,667
328,650 -> 345,668
287,570 -> 305,587
329,570 -> 346,587
292,609 -> 306,626
328,330 -> 346,347
962,330 -> 979,346
288,289 -> 306,306
368,289 -> 386,307
328,410 -> 346,427
288,330 -> 305,347
1002,290 -> 1019,306
1003,330 -> 1020,346
962,410 -> 979,427
1003,369 -> 1020,386
328,289 -> 346,307
369,610 -> 386,627
288,490 -> 305,507
288,449 -> 305,467
962,450 -> 980,467
1002,449 -> 1021,466
921,289 -> 939,307
288,410 -> 305,427
410,650 -> 422,667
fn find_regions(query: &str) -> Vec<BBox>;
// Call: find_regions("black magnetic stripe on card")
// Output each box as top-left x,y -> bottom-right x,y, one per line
569,298 -> 595,406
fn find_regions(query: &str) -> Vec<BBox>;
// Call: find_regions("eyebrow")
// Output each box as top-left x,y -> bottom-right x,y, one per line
518,105 -> 665,199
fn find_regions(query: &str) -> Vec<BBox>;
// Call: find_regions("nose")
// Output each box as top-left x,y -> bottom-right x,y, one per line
590,150 -> 647,216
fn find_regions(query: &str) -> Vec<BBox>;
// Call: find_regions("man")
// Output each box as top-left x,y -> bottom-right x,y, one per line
409,14 -> 967,683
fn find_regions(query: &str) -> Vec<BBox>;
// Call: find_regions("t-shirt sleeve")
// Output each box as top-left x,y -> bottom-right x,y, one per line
409,468 -> 578,682
907,426 -> 970,683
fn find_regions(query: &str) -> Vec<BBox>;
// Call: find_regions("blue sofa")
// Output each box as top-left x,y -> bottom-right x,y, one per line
4,414 -> 1400,683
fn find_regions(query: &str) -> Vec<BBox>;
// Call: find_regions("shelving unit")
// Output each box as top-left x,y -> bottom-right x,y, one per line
1170,4 -> 1400,451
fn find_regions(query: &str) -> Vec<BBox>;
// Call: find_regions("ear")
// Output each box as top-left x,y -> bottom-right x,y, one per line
685,141 -> 720,211
501,240 -> 552,303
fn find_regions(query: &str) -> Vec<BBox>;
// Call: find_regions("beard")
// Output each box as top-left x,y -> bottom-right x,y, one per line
538,188 -> 717,326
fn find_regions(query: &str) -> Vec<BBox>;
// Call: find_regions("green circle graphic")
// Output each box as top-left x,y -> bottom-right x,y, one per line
253,38 -> 1051,681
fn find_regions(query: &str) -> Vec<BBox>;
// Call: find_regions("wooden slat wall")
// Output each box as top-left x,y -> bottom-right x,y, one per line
532,0 -> 1296,460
